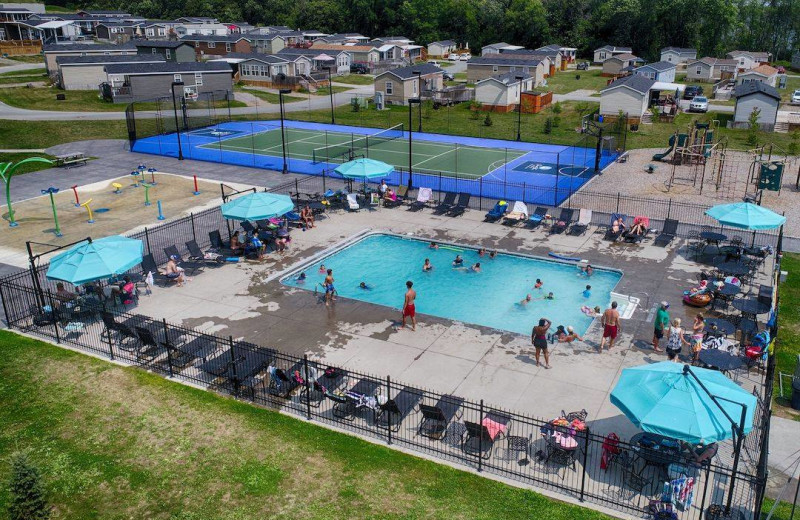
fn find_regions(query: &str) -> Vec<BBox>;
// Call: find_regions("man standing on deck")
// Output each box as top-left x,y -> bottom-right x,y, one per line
653,301 -> 670,353
402,280 -> 416,331
599,301 -> 620,351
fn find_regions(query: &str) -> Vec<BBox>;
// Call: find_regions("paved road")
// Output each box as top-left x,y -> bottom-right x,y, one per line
0,60 -> 44,74
0,83 -> 374,121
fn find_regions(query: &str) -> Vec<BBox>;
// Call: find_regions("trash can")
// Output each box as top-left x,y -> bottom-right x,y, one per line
792,378 -> 800,410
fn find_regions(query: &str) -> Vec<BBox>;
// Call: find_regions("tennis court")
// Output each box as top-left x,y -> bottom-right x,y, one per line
131,120 -> 619,205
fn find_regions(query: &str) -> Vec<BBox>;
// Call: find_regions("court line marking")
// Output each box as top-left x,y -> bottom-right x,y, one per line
411,146 -> 457,169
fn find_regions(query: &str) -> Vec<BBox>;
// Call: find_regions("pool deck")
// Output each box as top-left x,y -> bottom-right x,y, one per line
133,202 -> 772,439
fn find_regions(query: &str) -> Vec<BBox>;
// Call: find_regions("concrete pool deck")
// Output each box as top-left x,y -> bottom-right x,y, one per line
132,202 -> 773,440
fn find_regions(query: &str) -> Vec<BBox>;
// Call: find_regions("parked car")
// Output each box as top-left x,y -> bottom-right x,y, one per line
427,60 -> 439,65
350,63 -> 369,74
443,71 -> 455,81
791,89 -> 800,104
683,85 -> 703,99
688,96 -> 708,112
576,62 -> 589,70
448,53 -> 459,61
777,66 -> 786,74
459,54 -> 471,61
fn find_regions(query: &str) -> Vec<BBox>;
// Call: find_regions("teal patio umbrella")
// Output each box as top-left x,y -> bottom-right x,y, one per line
46,235 -> 144,285
705,202 -> 786,230
221,192 -> 294,221
334,158 -> 394,181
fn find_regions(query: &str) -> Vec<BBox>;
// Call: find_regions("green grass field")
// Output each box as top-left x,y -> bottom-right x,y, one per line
235,86 -> 304,104
0,331 -> 611,520
332,74 -> 375,85
543,69 -> 611,94
203,125 -> 526,177
775,253 -> 800,419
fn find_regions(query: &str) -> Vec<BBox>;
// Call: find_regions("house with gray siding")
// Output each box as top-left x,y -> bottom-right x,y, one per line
428,40 -> 457,58
101,61 -> 233,103
95,21 -> 142,43
466,56 -> 545,85
57,54 -> 164,90
276,47 -> 350,73
659,47 -> 697,65
134,41 -> 196,63
633,61 -> 676,82
374,63 -> 444,105
599,74 -> 656,122
602,53 -> 643,75
209,53 -> 301,87
686,57 -> 738,82
474,72 -> 534,111
481,42 -> 524,56
593,45 -> 632,64
43,41 -> 136,76
732,82 -> 780,130
736,64 -> 779,87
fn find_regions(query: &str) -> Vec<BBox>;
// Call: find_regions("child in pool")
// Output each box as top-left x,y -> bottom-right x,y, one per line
471,262 -> 481,273
296,272 -> 306,283
534,279 -> 543,290
359,281 -> 372,290
452,255 -> 464,267
318,264 -> 326,274
429,241 -> 439,249
581,305 -> 602,317
423,258 -> 433,272
582,285 -> 591,298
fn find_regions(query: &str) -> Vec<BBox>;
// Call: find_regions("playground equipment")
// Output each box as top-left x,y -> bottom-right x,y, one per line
193,174 -> 200,196
130,170 -> 141,187
665,121 -> 722,192
142,182 -> 152,206
70,185 -> 80,207
112,182 -> 123,194
157,200 -> 165,220
1,157 -> 55,227
81,198 -> 95,223
147,167 -> 157,185
41,187 -> 62,237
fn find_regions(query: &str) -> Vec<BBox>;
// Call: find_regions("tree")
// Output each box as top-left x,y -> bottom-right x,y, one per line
746,107 -> 761,147
7,451 -> 50,520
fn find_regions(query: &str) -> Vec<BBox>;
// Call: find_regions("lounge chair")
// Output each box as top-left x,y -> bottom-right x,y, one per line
550,208 -> 575,234
284,210 -> 302,227
164,245 -> 203,274
170,335 -> 217,368
654,218 -> 679,247
526,206 -> 549,228
502,201 -> 528,226
375,386 -> 423,432
433,192 -> 456,215
408,187 -> 433,211
417,394 -> 464,440
461,411 -> 512,460
569,209 -> 592,235
331,378 -> 382,421
484,201 -> 508,222
240,221 -> 256,234
134,326 -> 169,361
268,360 -> 304,398
141,253 -> 171,287
346,193 -> 360,211
186,240 -> 224,266
300,366 -> 348,408
623,215 -> 650,243
447,193 -> 471,217
603,213 -> 627,241
208,230 -> 233,255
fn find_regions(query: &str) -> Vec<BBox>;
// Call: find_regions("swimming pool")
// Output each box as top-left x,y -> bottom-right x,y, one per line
282,233 -> 623,336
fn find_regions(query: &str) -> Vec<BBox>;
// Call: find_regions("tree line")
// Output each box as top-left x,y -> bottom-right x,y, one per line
56,0 -> 800,61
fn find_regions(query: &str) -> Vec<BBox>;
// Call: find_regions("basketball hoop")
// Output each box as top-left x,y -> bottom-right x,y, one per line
185,92 -> 199,102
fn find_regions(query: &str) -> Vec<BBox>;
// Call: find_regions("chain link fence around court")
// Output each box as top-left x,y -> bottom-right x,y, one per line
0,176 -> 779,520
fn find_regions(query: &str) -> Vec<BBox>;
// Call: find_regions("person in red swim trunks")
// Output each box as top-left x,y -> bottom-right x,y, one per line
599,301 -> 621,352
402,280 -> 417,331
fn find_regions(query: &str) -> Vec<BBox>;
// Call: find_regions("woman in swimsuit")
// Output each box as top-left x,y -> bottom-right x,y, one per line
691,314 -> 705,363
532,318 -> 552,368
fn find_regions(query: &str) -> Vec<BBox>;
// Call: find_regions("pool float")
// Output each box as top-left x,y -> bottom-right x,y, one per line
439,246 -> 464,252
548,252 -> 582,262
683,293 -> 712,307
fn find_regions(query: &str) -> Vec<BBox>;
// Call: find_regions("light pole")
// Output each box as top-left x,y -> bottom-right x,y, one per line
170,80 -> 184,160
412,70 -> 423,132
278,88 -> 292,175
323,66 -> 335,124
515,75 -> 524,141
408,98 -> 421,191
41,187 -> 61,237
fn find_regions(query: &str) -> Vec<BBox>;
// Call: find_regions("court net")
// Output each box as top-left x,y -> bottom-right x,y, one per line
311,123 -> 404,164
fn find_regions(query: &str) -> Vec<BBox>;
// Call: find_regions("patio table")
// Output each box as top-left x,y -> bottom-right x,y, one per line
704,318 -> 736,336
700,231 -> 728,255
698,348 -> 743,375
732,298 -> 770,321
630,432 -> 690,476
714,260 -> 750,278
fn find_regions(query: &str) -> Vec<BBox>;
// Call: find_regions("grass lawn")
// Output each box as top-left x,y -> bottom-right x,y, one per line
0,67 -> 48,85
762,497 -> 797,520
332,74 -> 375,85
0,119 -> 127,149
0,331 -> 611,520
0,152 -> 57,175
775,253 -> 800,418
0,67 -> 46,77
779,76 -> 800,102
6,55 -> 44,63
302,85 -> 353,96
236,87 -> 304,104
544,69 -> 610,94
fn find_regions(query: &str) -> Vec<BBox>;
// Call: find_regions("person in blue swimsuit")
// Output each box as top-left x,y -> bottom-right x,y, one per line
324,269 -> 336,305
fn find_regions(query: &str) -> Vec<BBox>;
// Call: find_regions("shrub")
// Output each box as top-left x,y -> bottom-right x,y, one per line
551,101 -> 562,114
483,113 -> 493,126
544,117 -> 553,134
746,107 -> 761,147
7,451 -> 50,520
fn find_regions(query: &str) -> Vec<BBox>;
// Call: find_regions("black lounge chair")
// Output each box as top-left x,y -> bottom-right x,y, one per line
417,394 -> 464,440
134,326 -> 169,361
240,221 -> 256,234
623,216 -> 651,243
603,213 -> 627,241
141,254 -> 172,287
461,411 -> 512,460
300,366 -> 347,408
550,208 -> 574,234
209,230 -> 233,255
526,206 -> 549,229
433,192 -> 456,215
268,360 -> 305,398
375,386 -> 423,432
101,311 -> 138,348
654,218 -> 679,247
331,378 -> 381,421
383,185 -> 408,208
186,240 -> 224,266
170,335 -> 217,367
164,245 -> 203,274
447,193 -> 471,217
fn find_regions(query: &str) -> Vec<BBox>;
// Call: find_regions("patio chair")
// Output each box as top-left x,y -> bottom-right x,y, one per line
284,210 -> 303,227
603,213 -> 627,241
299,366 -> 347,408
141,254 -> 171,287
134,325 -> 169,361
240,221 -> 256,234
462,411 -> 511,460
186,240 -> 224,266
208,230 -> 234,255
550,208 -> 575,234
447,193 -> 471,217
433,192 -> 456,215
623,216 -> 650,243
502,201 -> 529,226
544,433 -> 579,480
268,360 -> 305,398
654,218 -> 679,247
170,335 -> 217,368
331,378 -> 381,421
346,193 -> 360,211
568,209 -> 592,235
164,245 -> 203,275
484,200 -> 508,222
408,187 -> 433,211
417,394 -> 464,440
374,386 -> 423,432
526,206 -> 549,228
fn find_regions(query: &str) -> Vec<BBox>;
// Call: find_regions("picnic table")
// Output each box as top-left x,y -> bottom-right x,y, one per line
55,152 -> 88,168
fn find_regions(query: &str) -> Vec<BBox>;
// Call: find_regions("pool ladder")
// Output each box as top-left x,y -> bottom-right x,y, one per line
632,292 -> 650,313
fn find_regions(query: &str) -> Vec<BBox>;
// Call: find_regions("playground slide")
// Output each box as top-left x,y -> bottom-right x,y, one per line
652,134 -> 676,162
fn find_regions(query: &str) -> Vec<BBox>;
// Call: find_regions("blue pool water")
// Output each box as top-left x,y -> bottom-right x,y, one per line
282,234 -> 622,336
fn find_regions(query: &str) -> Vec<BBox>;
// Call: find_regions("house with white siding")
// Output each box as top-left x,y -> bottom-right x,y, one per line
474,72 -> 535,111
599,74 -> 656,122
732,82 -> 780,130
57,54 -> 164,90
466,55 -> 545,85
593,45 -> 632,64
481,42 -> 524,56
427,40 -> 457,58
736,64 -> 779,87
659,47 -> 697,65
726,50 -> 772,71
602,53 -> 643,75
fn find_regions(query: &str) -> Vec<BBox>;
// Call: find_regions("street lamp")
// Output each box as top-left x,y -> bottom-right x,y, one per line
323,66 -> 335,124
412,70 -> 423,132
41,187 -> 61,237
278,88 -> 292,175
408,97 -> 421,191
170,80 -> 184,160
515,75 -> 524,141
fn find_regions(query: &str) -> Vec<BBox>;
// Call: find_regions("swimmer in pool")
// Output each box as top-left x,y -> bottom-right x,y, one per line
489,250 -> 497,259
318,264 -> 326,274
581,305 -> 602,317
452,255 -> 464,267
429,241 -> 439,249
534,279 -> 543,290
519,294 -> 532,305
582,285 -> 591,298
423,258 -> 433,272
296,272 -> 306,283
478,248 -> 486,257
359,281 -> 372,290
536,292 -> 554,300
471,262 -> 481,273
